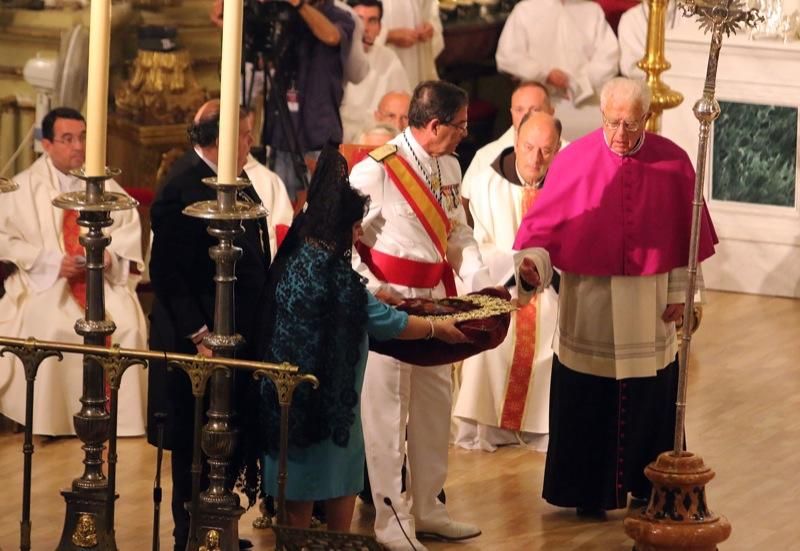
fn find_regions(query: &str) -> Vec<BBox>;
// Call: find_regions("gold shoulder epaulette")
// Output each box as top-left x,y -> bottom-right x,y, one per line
368,144 -> 398,162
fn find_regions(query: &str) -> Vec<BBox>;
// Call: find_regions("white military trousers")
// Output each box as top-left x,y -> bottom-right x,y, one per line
361,351 -> 452,544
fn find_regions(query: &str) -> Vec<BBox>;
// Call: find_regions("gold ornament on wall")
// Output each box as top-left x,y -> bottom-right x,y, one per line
115,48 -> 206,126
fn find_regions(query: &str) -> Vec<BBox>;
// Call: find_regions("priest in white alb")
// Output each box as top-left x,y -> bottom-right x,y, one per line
496,0 -> 619,141
461,81 -> 565,224
376,0 -> 443,87
244,152 -> 294,257
453,112 -> 562,452
340,0 -> 411,143
0,107 -> 147,436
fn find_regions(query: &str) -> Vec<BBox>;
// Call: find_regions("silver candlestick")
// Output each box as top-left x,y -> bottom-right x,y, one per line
52,168 -> 138,551
182,176 -> 267,550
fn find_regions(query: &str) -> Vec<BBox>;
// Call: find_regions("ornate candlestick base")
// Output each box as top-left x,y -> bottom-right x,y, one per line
624,451 -> 731,551
58,491 -> 118,551
640,0 -> 685,132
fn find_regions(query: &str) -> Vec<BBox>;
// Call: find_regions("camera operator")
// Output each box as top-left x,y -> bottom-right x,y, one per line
269,0 -> 353,203
214,0 -> 354,203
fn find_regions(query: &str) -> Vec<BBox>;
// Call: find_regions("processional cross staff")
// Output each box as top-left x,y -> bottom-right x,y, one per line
625,1 -> 763,549
672,0 -> 763,455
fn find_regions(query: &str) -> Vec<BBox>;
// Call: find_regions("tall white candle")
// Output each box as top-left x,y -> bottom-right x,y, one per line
217,0 -> 244,183
85,0 -> 111,176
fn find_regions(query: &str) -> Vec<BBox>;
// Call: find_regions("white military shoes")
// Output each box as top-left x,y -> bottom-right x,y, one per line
416,519 -> 482,541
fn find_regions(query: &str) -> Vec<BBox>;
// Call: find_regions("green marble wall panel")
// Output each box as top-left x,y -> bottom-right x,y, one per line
711,100 -> 797,208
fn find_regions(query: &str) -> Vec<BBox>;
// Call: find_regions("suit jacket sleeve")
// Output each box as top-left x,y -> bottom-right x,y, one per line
149,172 -> 214,339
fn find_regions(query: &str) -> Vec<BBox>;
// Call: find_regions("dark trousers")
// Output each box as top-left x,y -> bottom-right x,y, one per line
171,444 -> 215,551
170,445 -> 192,551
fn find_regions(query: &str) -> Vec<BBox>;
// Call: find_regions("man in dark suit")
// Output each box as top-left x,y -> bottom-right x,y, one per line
147,100 -> 270,551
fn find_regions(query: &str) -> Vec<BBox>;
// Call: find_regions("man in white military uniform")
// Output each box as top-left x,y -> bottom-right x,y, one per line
453,112 -> 562,452
340,0 -> 411,143
496,0 -> 619,141
376,0 -> 443,87
351,81 -> 491,550
461,81 -> 563,223
0,107 -> 147,436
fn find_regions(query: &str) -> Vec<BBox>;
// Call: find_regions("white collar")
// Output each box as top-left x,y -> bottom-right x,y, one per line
194,146 -> 219,174
401,128 -> 434,164
603,132 -> 646,157
46,155 -> 82,192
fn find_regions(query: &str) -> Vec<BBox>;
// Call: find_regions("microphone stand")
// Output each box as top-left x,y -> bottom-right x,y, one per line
152,412 -> 166,551
383,497 -> 417,551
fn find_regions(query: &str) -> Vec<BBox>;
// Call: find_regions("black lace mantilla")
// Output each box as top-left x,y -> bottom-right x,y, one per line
261,242 -> 368,453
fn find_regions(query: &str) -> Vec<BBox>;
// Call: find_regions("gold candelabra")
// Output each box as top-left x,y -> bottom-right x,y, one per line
640,0 -> 685,132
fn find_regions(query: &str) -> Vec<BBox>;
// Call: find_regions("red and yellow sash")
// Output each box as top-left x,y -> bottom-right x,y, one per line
371,145 -> 451,258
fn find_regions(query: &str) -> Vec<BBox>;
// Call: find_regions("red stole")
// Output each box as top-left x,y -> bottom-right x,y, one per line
62,210 -> 87,308
500,186 -> 539,431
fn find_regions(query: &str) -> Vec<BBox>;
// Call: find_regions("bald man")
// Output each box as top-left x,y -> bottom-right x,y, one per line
461,82 -> 566,224
453,112 -> 562,452
373,90 -> 411,134
148,100 -> 271,551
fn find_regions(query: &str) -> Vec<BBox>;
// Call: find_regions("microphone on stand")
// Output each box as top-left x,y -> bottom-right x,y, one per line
383,497 -> 418,551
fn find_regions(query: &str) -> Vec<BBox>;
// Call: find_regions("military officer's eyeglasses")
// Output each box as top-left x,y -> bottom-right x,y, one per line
442,120 -> 469,135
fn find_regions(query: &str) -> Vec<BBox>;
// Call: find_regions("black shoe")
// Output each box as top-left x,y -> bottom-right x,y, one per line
239,538 -> 254,549
576,507 -> 607,519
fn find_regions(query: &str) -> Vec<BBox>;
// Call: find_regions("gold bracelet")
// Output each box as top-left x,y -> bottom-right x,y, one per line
425,318 -> 435,340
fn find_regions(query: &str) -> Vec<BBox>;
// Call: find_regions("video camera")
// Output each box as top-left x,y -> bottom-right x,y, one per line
242,0 -> 296,67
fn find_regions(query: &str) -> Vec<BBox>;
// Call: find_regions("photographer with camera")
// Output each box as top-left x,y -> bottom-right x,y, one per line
213,0 -> 354,203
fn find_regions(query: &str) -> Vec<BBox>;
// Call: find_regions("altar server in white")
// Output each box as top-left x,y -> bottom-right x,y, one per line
496,0 -> 619,141
0,107 -> 147,436
341,0 -> 411,143
454,112 -> 561,452
376,0 -> 443,87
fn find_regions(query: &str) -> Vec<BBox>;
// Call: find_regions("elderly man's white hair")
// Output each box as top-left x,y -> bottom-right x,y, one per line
356,123 -> 399,142
600,77 -> 652,113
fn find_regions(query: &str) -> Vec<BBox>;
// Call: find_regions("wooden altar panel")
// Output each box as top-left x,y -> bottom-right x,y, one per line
107,114 -> 188,191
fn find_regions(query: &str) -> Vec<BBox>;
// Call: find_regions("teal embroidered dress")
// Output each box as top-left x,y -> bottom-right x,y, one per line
261,242 -> 408,500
